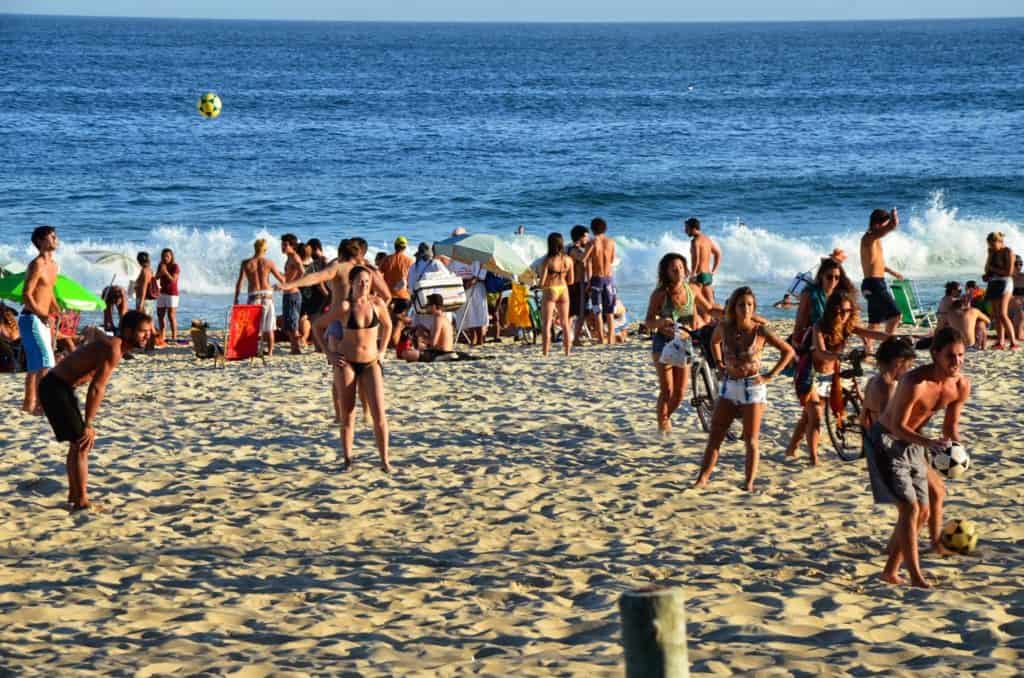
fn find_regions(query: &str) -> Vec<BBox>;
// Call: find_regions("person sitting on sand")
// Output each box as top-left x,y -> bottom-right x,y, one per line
694,287 -> 794,492
398,294 -> 481,363
936,281 -> 961,328
645,253 -> 720,434
538,232 -> 575,357
612,298 -> 629,343
862,336 -> 951,557
866,327 -> 970,588
944,298 -> 990,350
0,304 -> 21,373
37,310 -> 153,511
101,285 -> 128,334
785,290 -> 891,465
321,265 -> 392,472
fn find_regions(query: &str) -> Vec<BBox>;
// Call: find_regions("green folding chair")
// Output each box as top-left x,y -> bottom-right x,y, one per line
889,279 -> 937,328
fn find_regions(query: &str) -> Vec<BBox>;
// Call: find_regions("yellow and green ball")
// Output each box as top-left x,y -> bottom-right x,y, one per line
941,519 -> 979,555
197,92 -> 222,119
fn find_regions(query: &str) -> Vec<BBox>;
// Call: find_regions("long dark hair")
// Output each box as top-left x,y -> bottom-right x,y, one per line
160,248 -> 174,264
546,233 -> 564,259
818,290 -> 859,349
657,253 -> 688,290
814,258 -> 855,295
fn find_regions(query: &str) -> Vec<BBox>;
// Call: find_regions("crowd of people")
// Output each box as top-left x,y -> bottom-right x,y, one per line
8,207 -> 1004,589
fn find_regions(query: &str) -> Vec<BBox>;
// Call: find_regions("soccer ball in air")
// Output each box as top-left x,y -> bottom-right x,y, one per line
941,519 -> 979,555
931,442 -> 970,479
197,92 -> 222,119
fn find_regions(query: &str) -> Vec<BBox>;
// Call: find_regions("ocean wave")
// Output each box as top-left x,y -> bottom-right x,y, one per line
0,193 -> 1016,299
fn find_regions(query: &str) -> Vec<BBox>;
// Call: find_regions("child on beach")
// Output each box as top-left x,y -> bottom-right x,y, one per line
867,327 -> 970,588
862,336 -> 951,556
694,287 -> 794,491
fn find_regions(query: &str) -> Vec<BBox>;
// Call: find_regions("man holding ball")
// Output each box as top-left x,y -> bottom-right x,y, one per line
866,326 -> 971,588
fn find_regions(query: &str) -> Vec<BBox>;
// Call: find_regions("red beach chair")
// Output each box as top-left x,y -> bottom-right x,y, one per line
225,304 -> 264,363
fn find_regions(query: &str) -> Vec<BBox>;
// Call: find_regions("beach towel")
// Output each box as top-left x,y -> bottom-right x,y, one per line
506,283 -> 532,328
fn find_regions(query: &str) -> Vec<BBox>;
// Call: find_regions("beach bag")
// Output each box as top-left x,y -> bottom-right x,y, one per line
146,276 -> 160,300
659,336 -> 695,367
413,270 -> 466,314
484,271 -> 510,294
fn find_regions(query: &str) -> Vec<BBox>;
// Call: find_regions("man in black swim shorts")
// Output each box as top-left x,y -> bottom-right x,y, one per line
860,208 -> 904,352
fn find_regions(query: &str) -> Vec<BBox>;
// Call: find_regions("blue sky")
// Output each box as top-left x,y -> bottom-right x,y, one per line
4,0 -> 1022,21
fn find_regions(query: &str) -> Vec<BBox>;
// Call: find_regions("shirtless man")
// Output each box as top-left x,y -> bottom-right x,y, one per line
583,217 -> 617,344
37,310 -> 153,511
234,238 -> 287,355
19,226 -> 60,415
684,217 -> 722,325
945,298 -> 990,350
866,326 -> 970,588
279,234 -> 305,354
567,225 -> 591,345
860,208 -> 904,353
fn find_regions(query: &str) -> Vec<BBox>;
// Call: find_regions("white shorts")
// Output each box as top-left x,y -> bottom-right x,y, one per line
142,299 -> 157,316
719,376 -> 768,405
248,292 -> 275,334
157,294 -> 179,309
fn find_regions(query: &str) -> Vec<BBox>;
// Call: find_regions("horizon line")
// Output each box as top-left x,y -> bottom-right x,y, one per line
3,11 -> 1023,24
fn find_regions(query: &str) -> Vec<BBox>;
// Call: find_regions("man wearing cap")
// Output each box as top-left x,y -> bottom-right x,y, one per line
380,236 -> 415,345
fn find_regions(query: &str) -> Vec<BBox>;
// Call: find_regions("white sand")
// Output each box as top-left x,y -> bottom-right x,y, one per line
1,329 -> 1022,675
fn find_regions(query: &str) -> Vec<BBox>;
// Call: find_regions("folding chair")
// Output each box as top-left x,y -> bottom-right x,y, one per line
225,305 -> 266,366
889,279 -> 937,329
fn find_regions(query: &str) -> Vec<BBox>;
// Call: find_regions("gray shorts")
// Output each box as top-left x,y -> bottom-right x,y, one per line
866,423 -> 929,506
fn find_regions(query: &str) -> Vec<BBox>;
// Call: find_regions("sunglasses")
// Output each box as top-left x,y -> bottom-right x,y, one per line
837,307 -> 854,316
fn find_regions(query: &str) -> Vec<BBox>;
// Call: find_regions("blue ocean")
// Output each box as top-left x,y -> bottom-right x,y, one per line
2,15 -> 1023,324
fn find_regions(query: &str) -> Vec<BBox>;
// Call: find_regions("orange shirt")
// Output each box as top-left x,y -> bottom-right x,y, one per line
379,252 -> 414,299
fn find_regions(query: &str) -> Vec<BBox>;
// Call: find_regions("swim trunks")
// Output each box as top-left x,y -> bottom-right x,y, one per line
695,272 -> 713,286
719,376 -> 768,405
18,311 -> 55,372
866,422 -> 929,506
861,277 -> 901,325
589,276 -> 617,315
419,348 -> 457,363
282,292 -> 301,332
38,372 -> 85,443
247,291 -> 276,334
568,282 -> 586,318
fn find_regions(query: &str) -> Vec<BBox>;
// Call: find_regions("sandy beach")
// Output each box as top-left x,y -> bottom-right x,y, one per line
1,325 -> 1023,676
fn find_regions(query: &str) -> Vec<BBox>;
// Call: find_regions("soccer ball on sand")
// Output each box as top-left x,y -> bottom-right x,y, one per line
197,92 -> 222,119
941,519 -> 979,554
932,442 -> 970,479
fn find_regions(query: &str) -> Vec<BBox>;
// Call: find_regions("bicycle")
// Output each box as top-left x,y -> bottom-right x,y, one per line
825,348 -> 867,461
685,324 -> 738,441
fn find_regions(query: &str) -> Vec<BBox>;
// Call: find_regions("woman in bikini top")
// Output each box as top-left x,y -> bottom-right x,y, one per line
329,265 -> 393,472
720,323 -> 765,379
539,232 -> 575,357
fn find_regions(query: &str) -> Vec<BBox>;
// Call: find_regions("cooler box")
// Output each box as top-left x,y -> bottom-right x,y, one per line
413,271 -> 466,314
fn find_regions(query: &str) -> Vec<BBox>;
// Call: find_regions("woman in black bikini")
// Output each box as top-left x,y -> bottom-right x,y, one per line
324,266 -> 393,472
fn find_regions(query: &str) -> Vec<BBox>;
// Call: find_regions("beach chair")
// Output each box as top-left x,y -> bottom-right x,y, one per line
225,305 -> 266,365
188,319 -> 226,367
889,279 -> 937,329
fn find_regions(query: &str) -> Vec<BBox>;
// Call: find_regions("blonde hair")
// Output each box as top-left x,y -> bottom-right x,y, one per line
254,238 -> 268,256
987,231 -> 1004,244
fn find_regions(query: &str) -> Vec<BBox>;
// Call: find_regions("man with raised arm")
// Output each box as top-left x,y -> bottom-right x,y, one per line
37,310 -> 153,511
234,238 -> 287,356
583,217 -> 617,344
860,208 -> 904,353
685,217 -> 722,325
19,225 -> 60,415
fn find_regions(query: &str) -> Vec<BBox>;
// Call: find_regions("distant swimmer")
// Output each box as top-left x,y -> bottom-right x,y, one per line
38,311 -> 153,511
234,238 -> 288,356
684,217 -> 722,325
860,208 -> 904,353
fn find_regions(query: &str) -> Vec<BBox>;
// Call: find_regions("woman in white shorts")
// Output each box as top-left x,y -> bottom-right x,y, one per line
694,287 -> 794,492
156,248 -> 181,341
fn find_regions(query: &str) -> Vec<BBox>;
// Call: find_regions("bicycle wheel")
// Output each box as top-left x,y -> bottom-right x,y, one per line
691,362 -> 716,434
826,388 -> 865,461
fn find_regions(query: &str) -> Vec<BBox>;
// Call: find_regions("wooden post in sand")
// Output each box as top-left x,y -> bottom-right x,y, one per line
619,587 -> 689,678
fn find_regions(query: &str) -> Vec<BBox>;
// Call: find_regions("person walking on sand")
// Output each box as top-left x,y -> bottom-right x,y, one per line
792,257 -> 856,343
983,231 -> 1018,350
684,217 -> 722,325
866,327 -> 970,588
279,234 -> 305,354
861,336 -> 952,557
37,310 -> 153,511
785,290 -> 891,465
155,248 -> 181,342
859,208 -> 904,354
582,217 -> 617,344
234,238 -> 288,356
694,287 -> 794,492
19,225 -> 60,415
645,253 -> 719,434
538,232 -> 575,357
320,266 -> 392,471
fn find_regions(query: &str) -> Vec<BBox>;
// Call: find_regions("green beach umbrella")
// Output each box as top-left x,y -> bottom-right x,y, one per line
0,273 -> 105,312
433,233 -> 531,279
